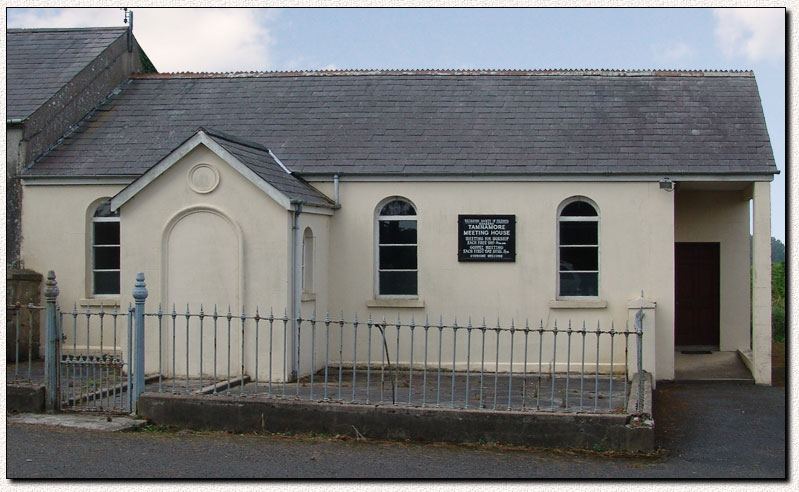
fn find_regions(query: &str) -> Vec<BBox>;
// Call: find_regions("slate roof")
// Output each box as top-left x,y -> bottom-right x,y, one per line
7,27 -> 129,121
23,70 -> 778,177
201,128 -> 334,207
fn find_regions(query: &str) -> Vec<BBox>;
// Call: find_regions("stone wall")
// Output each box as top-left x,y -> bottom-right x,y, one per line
6,269 -> 43,361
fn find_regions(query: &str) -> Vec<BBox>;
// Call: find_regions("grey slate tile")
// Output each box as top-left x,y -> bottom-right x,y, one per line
21,72 -> 778,178
7,27 -> 128,120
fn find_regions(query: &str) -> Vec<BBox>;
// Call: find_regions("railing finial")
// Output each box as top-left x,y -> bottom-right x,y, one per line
44,271 -> 59,301
132,272 -> 147,301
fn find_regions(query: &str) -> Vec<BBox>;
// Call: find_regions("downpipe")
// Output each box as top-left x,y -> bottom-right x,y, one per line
290,202 -> 304,381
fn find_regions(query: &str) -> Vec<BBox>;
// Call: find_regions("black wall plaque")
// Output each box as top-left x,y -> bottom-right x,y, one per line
458,215 -> 516,262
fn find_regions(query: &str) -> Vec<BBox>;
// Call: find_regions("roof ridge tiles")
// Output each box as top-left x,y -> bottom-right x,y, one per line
196,127 -> 273,154
8,26 -> 128,33
129,68 -> 754,79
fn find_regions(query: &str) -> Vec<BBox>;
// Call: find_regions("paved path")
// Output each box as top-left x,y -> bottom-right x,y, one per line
5,381 -> 786,478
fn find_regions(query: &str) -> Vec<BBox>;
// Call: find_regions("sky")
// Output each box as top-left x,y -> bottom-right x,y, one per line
5,6 -> 787,242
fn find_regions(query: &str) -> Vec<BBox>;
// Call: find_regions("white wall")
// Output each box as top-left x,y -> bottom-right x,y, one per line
21,183 -> 126,357
22,174 -> 679,381
313,180 -> 676,380
296,212 -> 331,378
119,145 -> 298,378
674,189 -> 751,351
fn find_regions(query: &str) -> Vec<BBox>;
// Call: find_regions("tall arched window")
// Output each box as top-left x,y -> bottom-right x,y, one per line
92,199 -> 120,295
302,227 -> 314,294
558,198 -> 598,297
377,198 -> 417,296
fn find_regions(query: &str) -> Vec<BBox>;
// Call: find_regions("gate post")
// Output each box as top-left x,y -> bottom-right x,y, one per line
627,295 -> 656,388
44,271 -> 60,412
132,273 -> 148,412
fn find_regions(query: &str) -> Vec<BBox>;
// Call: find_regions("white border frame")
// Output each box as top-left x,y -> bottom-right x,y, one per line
374,196 -> 419,299
556,196 -> 600,300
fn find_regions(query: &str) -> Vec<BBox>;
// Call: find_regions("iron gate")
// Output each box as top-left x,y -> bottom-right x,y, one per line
28,271 -> 137,414
57,305 -> 133,413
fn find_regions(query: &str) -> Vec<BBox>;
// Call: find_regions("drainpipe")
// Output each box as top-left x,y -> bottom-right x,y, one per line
333,174 -> 340,206
290,201 -> 304,381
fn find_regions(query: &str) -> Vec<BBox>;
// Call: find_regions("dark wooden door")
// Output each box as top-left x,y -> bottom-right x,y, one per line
675,242 -> 720,347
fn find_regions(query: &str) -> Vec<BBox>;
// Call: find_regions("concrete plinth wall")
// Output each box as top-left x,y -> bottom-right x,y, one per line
138,373 -> 654,453
6,385 -> 45,413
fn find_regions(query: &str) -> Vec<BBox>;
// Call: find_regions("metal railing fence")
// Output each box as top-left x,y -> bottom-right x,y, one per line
28,271 -> 646,416
145,306 -> 644,414
11,272 -> 134,413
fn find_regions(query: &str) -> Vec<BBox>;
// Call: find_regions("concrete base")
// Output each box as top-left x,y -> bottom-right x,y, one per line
8,413 -> 146,432
138,373 -> 654,453
6,384 -> 45,413
674,351 -> 754,382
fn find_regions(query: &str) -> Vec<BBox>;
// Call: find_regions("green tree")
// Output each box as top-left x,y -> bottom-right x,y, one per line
771,237 -> 786,262
772,261 -> 785,343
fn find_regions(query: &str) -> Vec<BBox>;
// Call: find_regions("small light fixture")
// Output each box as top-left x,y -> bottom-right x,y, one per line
659,177 -> 675,192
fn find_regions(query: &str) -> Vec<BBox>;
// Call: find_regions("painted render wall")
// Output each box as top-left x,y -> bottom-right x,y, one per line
296,211 -> 332,378
674,189 -> 751,351
312,180 -> 676,381
22,175 -> 680,381
21,146 -> 333,381
118,145 -> 296,378
20,182 -> 126,356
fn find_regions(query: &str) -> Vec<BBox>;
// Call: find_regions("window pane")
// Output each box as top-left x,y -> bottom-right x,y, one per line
379,271 -> 418,295
559,272 -> 598,297
379,245 -> 417,269
561,201 -> 597,217
94,246 -> 120,269
559,222 -> 597,245
94,222 -> 120,245
560,246 -> 598,271
379,220 -> 417,244
380,200 -> 416,216
94,271 -> 120,295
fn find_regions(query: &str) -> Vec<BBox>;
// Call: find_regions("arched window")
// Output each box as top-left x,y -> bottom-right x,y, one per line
558,198 -> 598,297
92,199 -> 120,295
377,198 -> 417,296
302,227 -> 314,293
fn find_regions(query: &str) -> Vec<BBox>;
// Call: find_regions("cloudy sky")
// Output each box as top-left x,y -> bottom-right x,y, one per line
6,6 -> 787,241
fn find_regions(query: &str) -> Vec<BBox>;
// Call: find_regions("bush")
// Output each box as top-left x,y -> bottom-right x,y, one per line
773,301 -> 785,343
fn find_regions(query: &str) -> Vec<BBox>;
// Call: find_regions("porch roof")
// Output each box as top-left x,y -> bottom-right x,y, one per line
110,128 -> 335,211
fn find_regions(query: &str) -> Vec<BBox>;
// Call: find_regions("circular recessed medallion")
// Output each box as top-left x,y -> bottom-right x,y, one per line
188,163 -> 220,194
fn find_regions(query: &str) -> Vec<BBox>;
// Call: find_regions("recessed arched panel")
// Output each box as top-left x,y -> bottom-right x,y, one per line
161,207 -> 244,379
165,209 -> 240,310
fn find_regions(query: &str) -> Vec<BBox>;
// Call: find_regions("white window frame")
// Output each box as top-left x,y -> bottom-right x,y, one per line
375,197 -> 418,298
91,200 -> 121,296
557,197 -> 599,299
